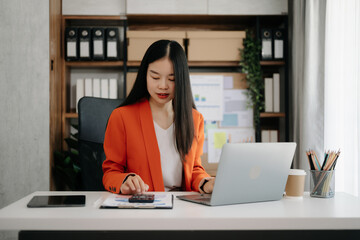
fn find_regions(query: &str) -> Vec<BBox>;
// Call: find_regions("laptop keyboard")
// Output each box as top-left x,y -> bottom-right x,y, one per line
182,194 -> 211,204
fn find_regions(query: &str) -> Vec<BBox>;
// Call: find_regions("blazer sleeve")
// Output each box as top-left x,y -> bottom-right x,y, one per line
191,113 -> 211,191
102,109 -> 128,194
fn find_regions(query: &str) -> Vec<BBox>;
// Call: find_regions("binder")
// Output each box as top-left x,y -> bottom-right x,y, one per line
106,28 -> 119,60
261,130 -> 270,142
264,77 -> 273,112
93,78 -> 101,98
109,78 -> 118,99
261,29 -> 272,60
79,28 -> 91,60
76,78 -> 84,112
101,78 -> 109,98
84,78 -> 93,97
65,28 -> 78,61
92,28 -> 105,60
273,73 -> 280,112
273,29 -> 284,60
270,130 -> 278,142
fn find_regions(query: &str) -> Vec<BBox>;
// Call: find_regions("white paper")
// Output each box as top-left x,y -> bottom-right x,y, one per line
67,41 -> 76,57
223,76 -> 234,89
100,193 -> 173,209
107,41 -> 118,58
262,39 -> 272,59
220,89 -> 253,128
80,41 -> 90,58
274,39 -> 284,59
93,40 -> 104,56
208,128 -> 255,163
190,75 -> 223,121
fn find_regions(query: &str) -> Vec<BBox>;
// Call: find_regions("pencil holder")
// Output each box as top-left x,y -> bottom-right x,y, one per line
310,170 -> 335,198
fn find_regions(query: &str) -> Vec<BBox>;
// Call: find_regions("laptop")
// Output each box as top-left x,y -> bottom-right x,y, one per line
177,142 -> 296,206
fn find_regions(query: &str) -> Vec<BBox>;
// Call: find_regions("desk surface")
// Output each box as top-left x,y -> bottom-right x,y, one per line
0,191 -> 360,231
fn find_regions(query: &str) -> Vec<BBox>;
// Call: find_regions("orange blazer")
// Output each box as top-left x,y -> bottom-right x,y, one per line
102,98 -> 210,193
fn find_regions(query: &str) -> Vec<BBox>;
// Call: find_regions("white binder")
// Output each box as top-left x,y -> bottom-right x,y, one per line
84,78 -> 93,97
76,78 -> 84,112
264,78 -> 273,112
101,79 -> 109,98
109,78 -> 118,99
273,73 -> 280,112
93,78 -> 101,98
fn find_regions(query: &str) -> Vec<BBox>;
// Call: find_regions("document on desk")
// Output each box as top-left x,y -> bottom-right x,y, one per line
100,193 -> 173,209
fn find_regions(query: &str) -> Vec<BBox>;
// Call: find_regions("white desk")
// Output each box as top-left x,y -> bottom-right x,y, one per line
1,191 -> 360,239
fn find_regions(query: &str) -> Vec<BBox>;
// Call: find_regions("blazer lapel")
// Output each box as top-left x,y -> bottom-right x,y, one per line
138,99 -> 165,191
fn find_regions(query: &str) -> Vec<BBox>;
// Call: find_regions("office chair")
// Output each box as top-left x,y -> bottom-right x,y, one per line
78,96 -> 123,191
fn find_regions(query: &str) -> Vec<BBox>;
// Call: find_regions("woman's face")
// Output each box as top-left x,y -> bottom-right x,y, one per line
146,57 -> 175,107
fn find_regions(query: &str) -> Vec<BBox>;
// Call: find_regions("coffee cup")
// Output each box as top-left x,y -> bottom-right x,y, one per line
285,169 -> 306,198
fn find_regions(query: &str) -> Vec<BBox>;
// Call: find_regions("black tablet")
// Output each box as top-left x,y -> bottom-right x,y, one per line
27,195 -> 86,208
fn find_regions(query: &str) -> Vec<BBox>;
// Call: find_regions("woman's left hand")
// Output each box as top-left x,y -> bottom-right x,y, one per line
203,177 -> 215,194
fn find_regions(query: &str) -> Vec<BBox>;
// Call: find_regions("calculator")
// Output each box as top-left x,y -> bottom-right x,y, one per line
128,194 -> 155,203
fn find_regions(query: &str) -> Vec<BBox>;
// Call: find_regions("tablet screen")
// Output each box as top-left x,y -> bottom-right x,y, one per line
27,195 -> 86,208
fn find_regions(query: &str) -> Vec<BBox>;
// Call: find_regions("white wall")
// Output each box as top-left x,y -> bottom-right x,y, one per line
0,1 -> 49,238
63,0 -> 287,15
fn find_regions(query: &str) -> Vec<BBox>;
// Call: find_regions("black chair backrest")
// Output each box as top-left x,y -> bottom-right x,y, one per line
78,97 -> 123,191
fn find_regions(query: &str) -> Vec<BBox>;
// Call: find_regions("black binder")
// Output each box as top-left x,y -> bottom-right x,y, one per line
106,28 -> 120,60
261,29 -> 272,60
79,28 -> 92,61
273,29 -> 284,60
65,27 -> 78,61
92,28 -> 105,61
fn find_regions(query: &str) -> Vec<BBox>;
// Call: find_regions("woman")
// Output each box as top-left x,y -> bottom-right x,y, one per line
102,40 -> 215,195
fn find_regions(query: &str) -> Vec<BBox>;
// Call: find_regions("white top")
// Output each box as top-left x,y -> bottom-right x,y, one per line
153,121 -> 182,191
0,191 -> 360,231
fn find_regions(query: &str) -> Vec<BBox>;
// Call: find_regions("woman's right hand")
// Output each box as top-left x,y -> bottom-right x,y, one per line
120,174 -> 149,195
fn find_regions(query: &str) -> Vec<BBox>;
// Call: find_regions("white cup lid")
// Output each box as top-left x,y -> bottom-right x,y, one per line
289,169 -> 307,175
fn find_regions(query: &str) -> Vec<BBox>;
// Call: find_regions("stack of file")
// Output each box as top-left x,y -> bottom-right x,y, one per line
261,28 -> 285,61
261,130 -> 278,142
264,73 -> 280,113
65,27 -> 121,61
76,78 -> 118,112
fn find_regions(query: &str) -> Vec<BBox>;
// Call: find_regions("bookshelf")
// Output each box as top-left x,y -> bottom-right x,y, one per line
256,15 -> 289,143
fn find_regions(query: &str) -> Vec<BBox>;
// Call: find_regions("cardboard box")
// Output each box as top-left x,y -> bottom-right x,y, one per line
187,31 -> 246,61
127,31 -> 186,61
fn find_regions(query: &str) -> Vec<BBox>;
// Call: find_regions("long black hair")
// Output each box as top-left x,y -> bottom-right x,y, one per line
120,40 -> 196,161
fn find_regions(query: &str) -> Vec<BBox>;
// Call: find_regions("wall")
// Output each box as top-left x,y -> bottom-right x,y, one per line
0,0 -> 49,238
62,0 -> 287,15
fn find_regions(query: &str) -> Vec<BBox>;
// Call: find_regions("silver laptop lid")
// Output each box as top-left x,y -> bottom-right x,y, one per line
210,142 -> 296,206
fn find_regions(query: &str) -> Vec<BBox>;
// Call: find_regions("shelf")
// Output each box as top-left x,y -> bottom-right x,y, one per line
188,61 -> 240,67
64,112 -> 78,119
65,61 -> 124,68
63,15 -> 127,20
127,61 -> 240,67
260,61 -> 285,66
129,60 -> 285,67
260,112 -> 285,118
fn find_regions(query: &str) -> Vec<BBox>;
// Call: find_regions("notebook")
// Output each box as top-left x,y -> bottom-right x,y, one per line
177,142 -> 296,206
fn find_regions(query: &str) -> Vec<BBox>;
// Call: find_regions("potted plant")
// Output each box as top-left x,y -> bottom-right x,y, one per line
239,30 -> 264,141
53,125 -> 81,190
